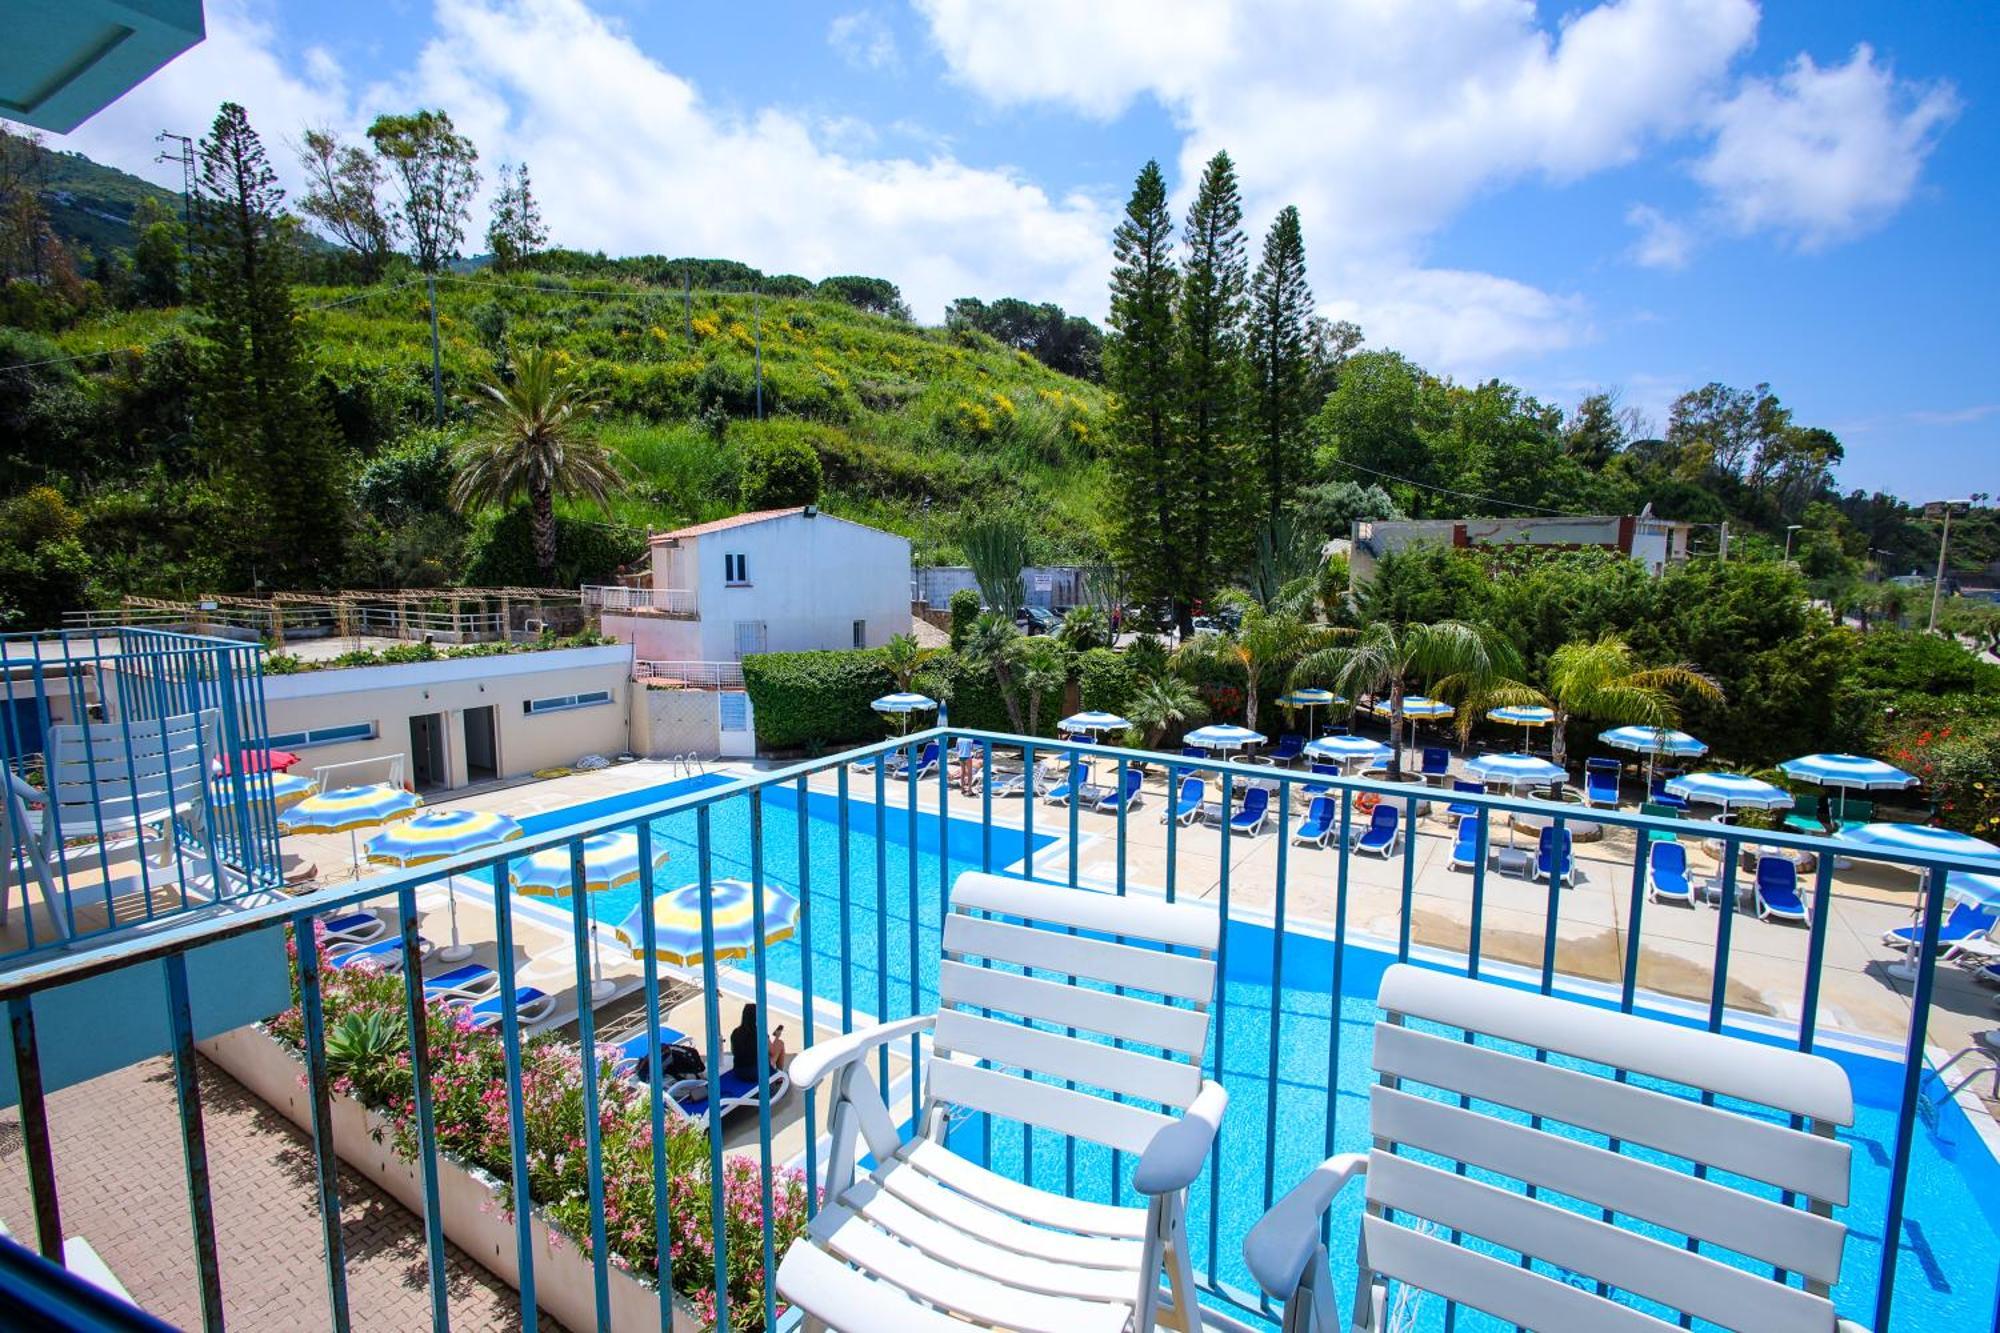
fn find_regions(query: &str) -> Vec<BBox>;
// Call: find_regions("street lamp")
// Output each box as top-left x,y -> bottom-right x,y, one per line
1783,524 -> 1803,563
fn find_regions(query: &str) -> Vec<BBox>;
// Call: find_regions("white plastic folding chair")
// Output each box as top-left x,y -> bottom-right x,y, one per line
776,871 -> 1228,1332
1246,963 -> 1866,1333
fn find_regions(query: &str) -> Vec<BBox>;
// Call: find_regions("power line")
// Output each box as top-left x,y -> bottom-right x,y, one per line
1324,453 -> 1578,516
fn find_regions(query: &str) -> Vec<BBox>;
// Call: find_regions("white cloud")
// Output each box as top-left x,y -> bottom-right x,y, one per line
828,10 -> 900,73
1625,204 -> 1692,270
1694,45 -> 1960,250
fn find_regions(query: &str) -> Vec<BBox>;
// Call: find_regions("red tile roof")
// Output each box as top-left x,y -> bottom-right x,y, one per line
650,507 -> 807,542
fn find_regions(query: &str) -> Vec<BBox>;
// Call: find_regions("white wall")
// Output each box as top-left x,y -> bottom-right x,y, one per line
677,512 -> 911,660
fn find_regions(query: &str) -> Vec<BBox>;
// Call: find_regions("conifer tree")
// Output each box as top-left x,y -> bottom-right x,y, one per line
191,102 -> 348,584
1178,150 -> 1251,604
1103,160 -> 1194,632
486,162 -> 547,272
1248,204 -> 1314,528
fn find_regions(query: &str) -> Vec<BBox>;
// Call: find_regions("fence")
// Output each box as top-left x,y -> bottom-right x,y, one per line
62,589 -> 582,647
0,725 -> 1993,1331
0,629 -> 283,957
583,585 -> 698,617
634,659 -> 745,689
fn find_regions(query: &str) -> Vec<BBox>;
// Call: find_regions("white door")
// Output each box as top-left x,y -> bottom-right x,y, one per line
734,621 -> 768,659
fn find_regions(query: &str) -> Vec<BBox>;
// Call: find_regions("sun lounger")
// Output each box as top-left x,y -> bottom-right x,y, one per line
1648,840 -> 1697,906
457,986 -> 556,1032
422,962 -> 501,1003
669,1067 -> 792,1123
1448,815 -> 1481,871
1163,776 -> 1205,825
326,936 -> 431,971
1089,768 -> 1144,813
1229,786 -> 1272,835
1292,795 -> 1336,848
1531,824 -> 1574,886
1269,734 -> 1306,766
1583,757 -> 1620,809
1180,745 -> 1208,761
1754,854 -> 1809,924
1042,762 -> 1091,806
611,1024 -> 692,1079
1648,776 -> 1689,811
1886,900 -> 1996,949
1640,800 -> 1683,841
1352,804 -> 1401,858
320,911 -> 387,946
1419,747 -> 1450,785
1783,792 -> 1827,835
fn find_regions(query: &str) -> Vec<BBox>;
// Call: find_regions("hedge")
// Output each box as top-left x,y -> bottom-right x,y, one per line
741,649 -> 894,750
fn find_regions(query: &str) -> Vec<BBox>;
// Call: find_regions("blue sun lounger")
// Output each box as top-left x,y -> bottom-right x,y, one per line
1885,900 -> 1996,949
1042,762 -> 1092,806
670,1067 -> 792,1124
1754,855 -> 1809,924
1292,795 -> 1337,848
326,936 -> 431,971
458,986 -> 556,1032
1229,786 -> 1272,836
1647,840 -> 1696,906
1532,825 -> 1574,887
1448,816 -> 1481,871
611,1024 -> 691,1079
1584,758 -> 1621,809
422,962 -> 500,1003
1164,776 -> 1205,826
1269,735 -> 1306,766
1444,780 -> 1482,819
1089,768 -> 1144,812
1352,805 -> 1401,858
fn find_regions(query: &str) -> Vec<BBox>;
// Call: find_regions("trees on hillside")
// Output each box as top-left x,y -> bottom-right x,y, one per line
449,347 -> 621,584
1178,151 -> 1251,600
367,110 -> 480,273
191,101 -> 349,585
945,296 -> 1103,380
487,162 -> 547,273
816,275 -> 910,320
1247,204 -> 1314,529
297,128 -> 399,281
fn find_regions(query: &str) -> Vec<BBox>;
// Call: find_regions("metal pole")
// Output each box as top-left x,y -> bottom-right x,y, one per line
682,269 -> 693,339
754,292 -> 764,419
1928,504 -> 1954,633
427,272 -> 445,427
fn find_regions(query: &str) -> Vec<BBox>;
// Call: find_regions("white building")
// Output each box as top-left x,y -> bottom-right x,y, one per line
591,506 -> 913,667
1350,513 -> 1694,583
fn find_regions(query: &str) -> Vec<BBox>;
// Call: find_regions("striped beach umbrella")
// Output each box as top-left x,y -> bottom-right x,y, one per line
1058,711 -> 1130,737
1487,705 -> 1554,749
1370,695 -> 1454,720
259,771 -> 318,812
616,877 -> 801,967
1464,753 -> 1567,788
1945,872 -> 2000,911
1277,687 -> 1345,737
1183,724 -> 1267,754
1779,753 -> 1918,823
512,831 -> 672,1002
1303,735 -> 1392,771
1599,724 -> 1709,788
872,692 -> 937,735
1664,772 -> 1794,817
368,809 -> 526,961
1841,823 -> 2000,979
281,782 -> 422,874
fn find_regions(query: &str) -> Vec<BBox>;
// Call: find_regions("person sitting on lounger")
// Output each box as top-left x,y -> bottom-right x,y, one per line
730,1002 -> 786,1078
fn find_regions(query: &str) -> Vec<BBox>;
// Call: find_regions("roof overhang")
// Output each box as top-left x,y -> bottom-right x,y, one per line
2,1 -> 205,133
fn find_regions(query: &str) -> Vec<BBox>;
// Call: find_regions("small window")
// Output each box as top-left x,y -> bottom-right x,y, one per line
719,692 -> 749,733
852,619 -> 867,648
266,722 -> 377,749
523,689 -> 612,715
724,552 -> 749,584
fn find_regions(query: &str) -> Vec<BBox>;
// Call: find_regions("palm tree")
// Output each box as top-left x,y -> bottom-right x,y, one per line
962,611 -> 1026,732
880,632 -> 939,692
1290,619 -> 1521,778
1540,633 -> 1721,769
1171,591 -> 1334,732
450,348 -> 622,585
1126,674 -> 1207,750
1011,635 -> 1068,736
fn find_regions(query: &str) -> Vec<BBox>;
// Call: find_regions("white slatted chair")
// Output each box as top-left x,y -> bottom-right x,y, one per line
1244,963 -> 1866,1333
1,710 -> 227,938
776,871 -> 1227,1332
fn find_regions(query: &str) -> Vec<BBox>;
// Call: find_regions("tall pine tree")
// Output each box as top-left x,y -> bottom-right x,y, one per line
191,102 -> 348,585
1103,161 -> 1193,631
1248,204 -> 1314,528
1178,150 -> 1251,610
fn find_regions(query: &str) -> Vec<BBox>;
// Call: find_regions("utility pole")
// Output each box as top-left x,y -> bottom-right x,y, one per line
427,271 -> 444,426
154,132 -> 195,226
682,268 -> 693,339
753,290 -> 764,419
1926,497 -> 1976,633
1717,520 -> 1729,563
1783,524 -> 1802,563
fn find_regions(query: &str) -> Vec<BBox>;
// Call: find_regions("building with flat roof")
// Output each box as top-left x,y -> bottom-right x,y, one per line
1350,513 -> 1694,582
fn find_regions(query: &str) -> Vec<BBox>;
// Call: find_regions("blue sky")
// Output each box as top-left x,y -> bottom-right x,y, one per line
39,0 -> 1999,501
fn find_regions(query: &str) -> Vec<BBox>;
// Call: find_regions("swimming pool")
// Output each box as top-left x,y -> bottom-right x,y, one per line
512,774 -> 2000,1330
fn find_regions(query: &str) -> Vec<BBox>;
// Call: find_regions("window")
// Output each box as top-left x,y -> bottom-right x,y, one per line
523,689 -> 612,715
265,721 -> 377,749
724,552 -> 749,585
852,619 -> 867,648
719,692 -> 750,733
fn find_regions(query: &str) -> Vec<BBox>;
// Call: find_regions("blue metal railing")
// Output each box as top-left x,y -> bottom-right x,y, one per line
0,628 -> 282,957
0,724 -> 1992,1331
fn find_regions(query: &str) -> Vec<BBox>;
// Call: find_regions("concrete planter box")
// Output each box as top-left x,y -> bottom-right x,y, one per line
203,1026 -> 701,1333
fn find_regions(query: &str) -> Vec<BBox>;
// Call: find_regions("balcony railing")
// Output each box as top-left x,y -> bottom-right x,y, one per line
0,726 -> 1994,1330
584,584 -> 698,617
0,629 -> 282,957
635,658 -> 744,689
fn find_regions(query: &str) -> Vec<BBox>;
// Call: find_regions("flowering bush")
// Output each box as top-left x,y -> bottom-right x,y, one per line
270,941 -> 808,1328
1888,721 -> 2000,838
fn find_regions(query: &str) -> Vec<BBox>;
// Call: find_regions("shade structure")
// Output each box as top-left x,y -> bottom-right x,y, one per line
1486,706 -> 1553,727
367,809 -> 525,961
1183,724 -> 1267,752
511,831 -> 672,898
1058,711 -> 1130,735
1463,753 -> 1567,787
1303,736 -> 1392,770
511,831 -> 673,1001
1370,696 -> 1453,720
259,772 -> 318,812
1838,823 -> 2000,863
1944,872 -> 2000,910
872,691 -> 937,735
1598,726 -> 1708,758
615,877 -> 801,967
279,782 -> 423,876
217,747 -> 300,776
1664,772 -> 1793,815
1277,687 -> 1345,738
1779,753 -> 1918,823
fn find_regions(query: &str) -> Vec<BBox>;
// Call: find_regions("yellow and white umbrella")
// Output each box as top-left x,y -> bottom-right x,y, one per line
260,771 -> 319,812
615,878 -> 800,967
367,809 -> 525,961
510,831 -> 671,1001
281,782 -> 422,874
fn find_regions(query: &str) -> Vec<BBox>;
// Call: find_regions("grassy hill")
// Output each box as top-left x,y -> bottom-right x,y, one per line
34,145 -> 184,257
51,270 -> 1113,563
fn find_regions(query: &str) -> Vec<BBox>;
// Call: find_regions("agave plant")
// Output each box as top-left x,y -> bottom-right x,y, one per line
325,1009 -> 407,1079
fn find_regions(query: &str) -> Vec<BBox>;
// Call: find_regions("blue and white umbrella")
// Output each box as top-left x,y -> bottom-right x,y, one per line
1779,753 -> 1918,823
872,692 -> 938,735
1487,705 -> 1554,748
367,809 -> 525,961
1304,735 -> 1392,771
1599,725 -> 1708,757
1945,872 -> 2000,911
1278,688 -> 1345,736
1464,753 -> 1567,788
1183,723 -> 1267,754
616,878 -> 801,967
1059,711 -> 1130,737
1838,823 -> 2000,863
1370,695 -> 1454,720
513,831 -> 673,1001
1664,772 -> 1794,816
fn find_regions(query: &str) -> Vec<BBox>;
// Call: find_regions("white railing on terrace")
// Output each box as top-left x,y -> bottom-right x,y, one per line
633,659 -> 743,688
582,585 -> 697,616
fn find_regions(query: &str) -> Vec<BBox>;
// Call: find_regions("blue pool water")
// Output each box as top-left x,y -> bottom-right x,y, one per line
511,776 -> 2000,1331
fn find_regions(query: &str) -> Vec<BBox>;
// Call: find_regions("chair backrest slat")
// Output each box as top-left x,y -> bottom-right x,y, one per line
927,1059 -> 1173,1156
1360,1215 -> 1672,1333
951,871 -> 1217,951
943,914 -> 1215,1000
47,710 -> 219,827
934,1011 -> 1201,1109
938,960 -> 1208,1055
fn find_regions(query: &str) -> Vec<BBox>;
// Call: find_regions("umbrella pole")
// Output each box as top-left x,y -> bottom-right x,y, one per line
437,874 -> 473,962
1887,870 -> 1928,982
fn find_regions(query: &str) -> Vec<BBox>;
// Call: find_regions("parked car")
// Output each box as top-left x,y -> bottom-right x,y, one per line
1014,606 -> 1062,635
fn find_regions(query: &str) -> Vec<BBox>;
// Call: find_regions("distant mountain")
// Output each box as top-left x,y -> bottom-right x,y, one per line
32,145 -> 185,257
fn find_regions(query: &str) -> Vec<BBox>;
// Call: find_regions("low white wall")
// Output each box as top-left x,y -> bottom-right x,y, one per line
203,1025 -> 696,1333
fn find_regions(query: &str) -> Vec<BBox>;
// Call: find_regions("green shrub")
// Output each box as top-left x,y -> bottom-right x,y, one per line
1076,647 -> 1135,715
739,430 -> 823,508
461,504 -> 644,586
742,649 -> 894,749
948,588 -> 981,650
